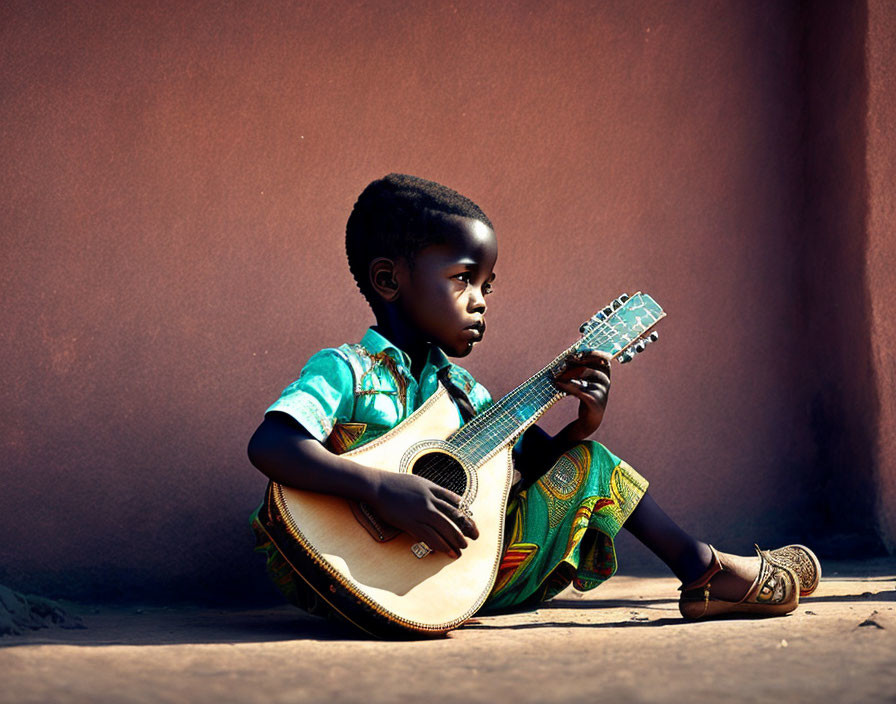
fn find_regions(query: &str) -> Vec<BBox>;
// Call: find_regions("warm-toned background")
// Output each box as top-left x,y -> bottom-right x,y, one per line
2,0 -> 894,604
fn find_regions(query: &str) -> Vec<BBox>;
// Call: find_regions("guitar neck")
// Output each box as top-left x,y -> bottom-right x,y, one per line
447,292 -> 664,466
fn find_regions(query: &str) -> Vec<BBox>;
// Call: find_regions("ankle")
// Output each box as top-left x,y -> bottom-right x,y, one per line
675,542 -> 716,586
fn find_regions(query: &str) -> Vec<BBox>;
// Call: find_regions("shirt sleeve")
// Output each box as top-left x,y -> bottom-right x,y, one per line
265,348 -> 355,442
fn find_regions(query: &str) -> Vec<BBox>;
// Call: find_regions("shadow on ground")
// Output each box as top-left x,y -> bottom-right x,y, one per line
1,563 -> 894,648
0,606 -> 367,648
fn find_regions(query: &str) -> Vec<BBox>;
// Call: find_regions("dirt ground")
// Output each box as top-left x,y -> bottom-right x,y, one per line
1,559 -> 894,704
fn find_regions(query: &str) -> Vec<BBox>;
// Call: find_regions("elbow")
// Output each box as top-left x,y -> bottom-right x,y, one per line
247,425 -> 270,473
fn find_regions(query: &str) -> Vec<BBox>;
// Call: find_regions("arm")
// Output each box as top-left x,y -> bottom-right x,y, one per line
514,349 -> 613,486
247,412 -> 478,557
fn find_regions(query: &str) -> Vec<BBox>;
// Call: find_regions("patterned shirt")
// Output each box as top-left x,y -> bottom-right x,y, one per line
266,327 -> 493,452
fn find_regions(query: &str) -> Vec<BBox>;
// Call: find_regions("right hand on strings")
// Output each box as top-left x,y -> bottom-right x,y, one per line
369,472 -> 479,558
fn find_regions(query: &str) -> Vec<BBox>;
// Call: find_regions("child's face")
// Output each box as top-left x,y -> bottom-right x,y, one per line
396,215 -> 497,357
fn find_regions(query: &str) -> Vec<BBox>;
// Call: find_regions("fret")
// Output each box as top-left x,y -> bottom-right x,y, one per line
447,292 -> 665,466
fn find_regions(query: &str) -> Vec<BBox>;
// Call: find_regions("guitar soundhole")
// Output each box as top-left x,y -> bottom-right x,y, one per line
410,451 -> 468,496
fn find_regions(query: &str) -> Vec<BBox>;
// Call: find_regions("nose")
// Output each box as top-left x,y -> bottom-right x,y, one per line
468,288 -> 487,314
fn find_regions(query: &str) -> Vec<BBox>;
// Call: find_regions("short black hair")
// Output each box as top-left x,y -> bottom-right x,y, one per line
345,173 -> 493,307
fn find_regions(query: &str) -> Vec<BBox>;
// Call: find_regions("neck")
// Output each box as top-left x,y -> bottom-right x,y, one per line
373,312 -> 429,379
447,359 -> 565,465
445,291 -> 665,466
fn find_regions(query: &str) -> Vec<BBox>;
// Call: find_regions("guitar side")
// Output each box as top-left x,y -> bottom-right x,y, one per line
263,385 -> 516,637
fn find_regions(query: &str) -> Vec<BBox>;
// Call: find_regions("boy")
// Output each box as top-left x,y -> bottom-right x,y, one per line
248,173 -> 819,625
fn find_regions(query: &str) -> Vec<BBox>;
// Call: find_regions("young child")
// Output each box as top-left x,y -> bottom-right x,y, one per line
248,173 -> 820,625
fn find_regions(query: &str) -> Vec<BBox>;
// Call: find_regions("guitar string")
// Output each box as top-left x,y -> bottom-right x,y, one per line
456,305 -> 657,453
413,302 -> 660,491
451,310 -> 635,452
415,306 -> 656,489
414,317 -> 625,490
421,305 -> 662,491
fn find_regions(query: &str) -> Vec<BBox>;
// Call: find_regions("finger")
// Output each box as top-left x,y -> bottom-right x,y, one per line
554,378 -> 609,402
554,366 -> 611,387
415,523 -> 456,557
553,378 -> 592,400
592,350 -> 614,365
430,485 -> 463,506
589,369 -> 611,386
565,366 -> 611,384
426,512 -> 468,554
434,498 -> 480,539
566,350 -> 613,375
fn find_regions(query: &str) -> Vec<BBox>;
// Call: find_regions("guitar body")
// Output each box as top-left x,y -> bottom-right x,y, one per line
258,385 -> 516,638
254,292 -> 665,638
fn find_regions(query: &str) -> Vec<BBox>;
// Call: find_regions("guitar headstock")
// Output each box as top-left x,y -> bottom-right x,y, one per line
576,292 -> 665,364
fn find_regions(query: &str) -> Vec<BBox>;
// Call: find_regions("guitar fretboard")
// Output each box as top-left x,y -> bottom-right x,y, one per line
446,293 -> 664,466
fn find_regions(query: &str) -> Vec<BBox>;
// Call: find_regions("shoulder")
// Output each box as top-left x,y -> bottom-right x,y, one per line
295,346 -> 354,377
299,339 -> 380,376
296,340 -> 396,388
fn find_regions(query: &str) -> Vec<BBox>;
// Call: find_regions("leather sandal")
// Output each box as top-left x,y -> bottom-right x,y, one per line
768,544 -> 821,597
679,545 -> 799,619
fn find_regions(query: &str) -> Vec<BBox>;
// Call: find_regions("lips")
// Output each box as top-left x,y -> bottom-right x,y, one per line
464,321 -> 485,340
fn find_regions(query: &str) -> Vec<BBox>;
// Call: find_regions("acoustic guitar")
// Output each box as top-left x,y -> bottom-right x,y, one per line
254,292 -> 665,637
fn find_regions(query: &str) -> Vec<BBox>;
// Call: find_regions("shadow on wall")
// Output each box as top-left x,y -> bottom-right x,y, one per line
798,0 -> 884,557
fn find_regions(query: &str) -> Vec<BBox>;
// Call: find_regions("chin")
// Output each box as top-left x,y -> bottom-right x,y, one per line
453,340 -> 478,357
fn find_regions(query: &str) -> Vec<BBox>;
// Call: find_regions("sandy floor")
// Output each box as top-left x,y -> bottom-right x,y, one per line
2,560 -> 894,704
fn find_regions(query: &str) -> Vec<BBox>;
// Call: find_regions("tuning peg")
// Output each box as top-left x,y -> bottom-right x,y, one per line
620,293 -> 630,303
579,309 -> 611,333
612,298 -> 622,310
602,306 -> 613,317
634,341 -> 646,353
619,352 -> 634,364
648,331 -> 659,342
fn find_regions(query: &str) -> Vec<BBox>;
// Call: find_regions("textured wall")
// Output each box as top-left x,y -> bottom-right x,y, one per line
0,1 -> 878,604
799,0 -> 879,554
867,0 -> 896,551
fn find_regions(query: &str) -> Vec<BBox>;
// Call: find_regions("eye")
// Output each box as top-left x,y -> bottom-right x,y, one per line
452,272 -> 473,284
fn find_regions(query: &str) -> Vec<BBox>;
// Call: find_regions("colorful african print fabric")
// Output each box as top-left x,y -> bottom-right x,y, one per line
250,328 -> 647,617
250,327 -> 493,612
264,327 -> 493,448
483,441 -> 648,610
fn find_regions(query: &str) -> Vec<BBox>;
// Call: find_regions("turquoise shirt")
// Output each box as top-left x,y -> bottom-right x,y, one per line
266,327 -> 493,451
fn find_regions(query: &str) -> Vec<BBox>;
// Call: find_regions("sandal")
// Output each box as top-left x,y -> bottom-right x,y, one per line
768,544 -> 821,597
679,545 -> 799,619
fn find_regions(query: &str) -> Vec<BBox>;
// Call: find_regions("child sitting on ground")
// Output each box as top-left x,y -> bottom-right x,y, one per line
247,173 -> 819,626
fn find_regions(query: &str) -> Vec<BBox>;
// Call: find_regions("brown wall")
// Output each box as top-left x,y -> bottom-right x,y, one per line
867,0 -> 896,551
799,0 -> 879,554
0,0 -> 888,603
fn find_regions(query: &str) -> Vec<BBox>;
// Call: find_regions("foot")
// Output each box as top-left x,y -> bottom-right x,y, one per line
708,551 -> 761,602
679,546 -> 800,620
768,545 -> 821,596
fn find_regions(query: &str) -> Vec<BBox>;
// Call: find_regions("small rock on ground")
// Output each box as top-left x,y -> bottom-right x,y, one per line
0,584 -> 84,636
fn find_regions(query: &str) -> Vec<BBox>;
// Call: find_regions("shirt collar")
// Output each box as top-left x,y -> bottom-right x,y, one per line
361,327 -> 452,376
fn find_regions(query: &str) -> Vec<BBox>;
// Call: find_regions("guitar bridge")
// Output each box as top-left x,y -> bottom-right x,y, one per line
350,501 -> 401,543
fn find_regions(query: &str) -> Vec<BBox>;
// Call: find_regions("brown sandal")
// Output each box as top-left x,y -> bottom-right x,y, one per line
768,544 -> 821,597
679,545 -> 800,620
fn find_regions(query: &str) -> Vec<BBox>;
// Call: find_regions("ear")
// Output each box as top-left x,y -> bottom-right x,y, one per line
369,257 -> 400,302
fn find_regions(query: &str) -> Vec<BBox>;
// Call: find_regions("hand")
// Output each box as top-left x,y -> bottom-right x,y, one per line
369,472 -> 479,558
551,349 -> 612,441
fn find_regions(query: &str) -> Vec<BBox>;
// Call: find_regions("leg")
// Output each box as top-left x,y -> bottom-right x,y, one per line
625,491 -> 759,601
